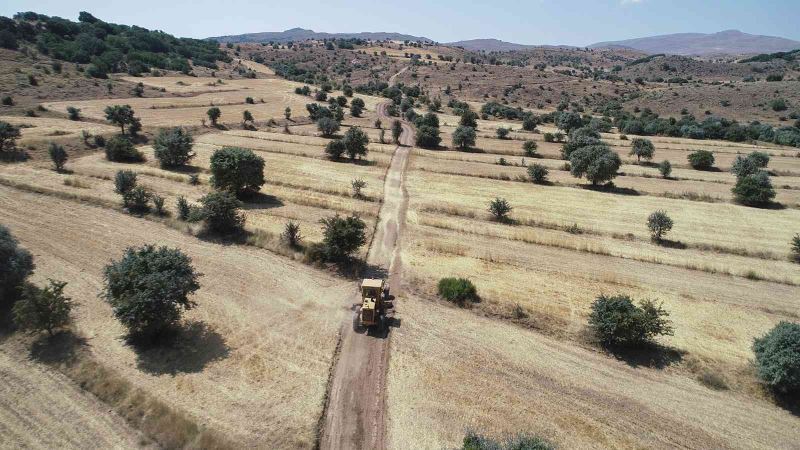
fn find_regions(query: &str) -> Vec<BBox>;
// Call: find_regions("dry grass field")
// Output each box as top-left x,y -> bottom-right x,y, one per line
0,116 -> 118,143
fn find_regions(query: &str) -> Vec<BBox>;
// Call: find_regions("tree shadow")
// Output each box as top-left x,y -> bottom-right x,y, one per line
241,192 -> 284,210
132,321 -> 230,375
165,165 -> 203,175
772,390 -> 799,417
29,330 -> 88,365
459,147 -> 486,154
0,149 -> 29,162
602,342 -> 684,369
654,238 -> 687,249
581,184 -> 641,196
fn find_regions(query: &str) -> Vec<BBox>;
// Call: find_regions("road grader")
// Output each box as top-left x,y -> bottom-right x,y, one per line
353,278 -> 390,332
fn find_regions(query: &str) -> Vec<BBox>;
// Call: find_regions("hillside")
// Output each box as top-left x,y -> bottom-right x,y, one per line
446,38 -> 534,52
590,29 -> 800,55
209,27 -> 432,43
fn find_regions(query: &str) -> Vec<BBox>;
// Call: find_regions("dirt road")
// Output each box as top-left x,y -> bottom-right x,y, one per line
319,103 -> 413,450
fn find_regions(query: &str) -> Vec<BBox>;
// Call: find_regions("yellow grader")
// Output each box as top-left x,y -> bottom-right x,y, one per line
353,278 -> 390,332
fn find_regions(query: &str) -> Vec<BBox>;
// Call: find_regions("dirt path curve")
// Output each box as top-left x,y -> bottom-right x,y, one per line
319,102 -> 413,450
388,66 -> 409,85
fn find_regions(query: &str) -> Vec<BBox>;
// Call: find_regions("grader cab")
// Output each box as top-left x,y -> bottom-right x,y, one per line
354,278 -> 389,331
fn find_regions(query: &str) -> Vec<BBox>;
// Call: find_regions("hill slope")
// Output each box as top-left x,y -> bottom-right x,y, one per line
445,38 -> 534,52
209,28 -> 431,43
589,30 -> 800,55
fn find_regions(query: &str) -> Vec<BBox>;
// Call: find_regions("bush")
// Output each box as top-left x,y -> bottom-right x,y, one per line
325,139 -> 346,159
753,321 -> 800,393
415,125 -> 441,148
153,127 -> 194,168
647,210 -> 673,241
124,186 -> 151,213
731,151 -> 770,177
658,160 -> 672,178
522,140 -> 538,157
489,197 -> 512,222
589,294 -> 673,346
319,214 -> 366,260
105,136 -> 143,162
48,143 -> 68,172
452,126 -> 476,150
687,150 -> 714,170
66,106 -> 81,121
343,126 -> 369,160
93,135 -> 106,147
176,196 -> 190,220
527,164 -> 548,184
569,144 -> 621,185
209,147 -> 265,197
1,96 -> 12,106
629,137 -> 655,162
437,278 -> 478,306
495,127 -> 510,139
792,234 -> 800,263
12,279 -> 72,335
351,178 -> 366,198
199,191 -> 245,234
0,224 -> 34,305
732,171 -> 776,206
556,111 -> 583,133
102,245 -> 200,339
770,98 -> 788,112
350,97 -> 365,117
114,169 -> 137,195
543,132 -> 555,143
461,431 -> 553,450
152,194 -> 165,216
0,121 -> 21,153
206,106 -> 221,126
460,111 -> 479,128
282,221 -> 303,248
318,117 -> 340,137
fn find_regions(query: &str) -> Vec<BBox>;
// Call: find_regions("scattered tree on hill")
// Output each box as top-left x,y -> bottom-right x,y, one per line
629,137 -> 655,163
452,126 -> 476,150
0,224 -> 34,306
48,143 -> 68,172
242,110 -> 254,127
102,245 -> 201,340
569,145 -> 621,185
114,169 -> 137,202
350,97 -> 365,117
351,178 -> 366,198
460,110 -> 478,128
0,121 -> 21,153
415,125 -> 441,148
732,171 -> 776,206
561,127 -> 601,160
527,164 -> 548,184
153,127 -> 193,168
325,139 -> 346,159
318,117 -> 340,137
731,151 -> 770,177
282,221 -> 302,248
124,186 -> 151,213
199,191 -> 245,233
687,150 -> 715,170
319,214 -> 367,260
391,120 -> 403,144
489,197 -> 512,222
556,111 -> 583,133
589,294 -> 673,347
12,279 -> 72,336
495,127 -> 510,139
343,126 -> 369,160
206,107 -> 222,127
753,321 -> 800,393
523,140 -> 538,157
284,107 -> 291,120
104,105 -> 138,134
647,210 -> 673,242
105,135 -> 143,162
522,114 -> 539,132
437,278 -> 478,306
791,234 -> 800,263
658,160 -> 672,178
209,146 -> 265,197
66,106 -> 81,121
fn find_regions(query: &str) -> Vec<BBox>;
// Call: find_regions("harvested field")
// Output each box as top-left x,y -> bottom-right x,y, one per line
0,116 -> 118,143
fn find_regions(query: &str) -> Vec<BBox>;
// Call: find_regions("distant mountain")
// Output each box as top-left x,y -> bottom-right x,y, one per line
446,39 -> 534,52
208,28 -> 432,43
589,30 -> 800,56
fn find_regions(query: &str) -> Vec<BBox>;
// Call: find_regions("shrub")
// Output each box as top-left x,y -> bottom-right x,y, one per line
391,120 -> 403,144
245,96 -> 254,104
460,110 -> 479,128
0,224 -> 34,305
437,278 -> 478,306
105,136 -> 143,162
647,210 -> 673,242
124,186 -> 151,213
152,194 -> 166,216
753,321 -> 800,393
206,106 -> 221,126
48,143 -> 68,172
1,96 -> 12,106
556,111 -> 583,133
792,234 -> 800,263
732,171 -> 776,206
350,97 -> 365,117
569,144 -> 621,185
93,135 -> 106,147
770,98 -> 788,111
589,294 -> 673,346
452,126 -> 476,150
66,106 -> 81,121
153,127 -> 194,168
629,137 -> 655,162
415,125 -> 441,148
658,160 -> 672,178
351,178 -> 366,198
687,150 -> 715,170
522,115 -> 539,131
114,170 -> 137,197
489,197 -> 512,222
209,147 -> 265,197
343,126 -> 369,160
282,221 -> 302,248
731,151 -> 770,177
0,121 -> 21,153
543,132 -> 555,143
527,164 -> 548,184
176,196 -> 191,221
319,214 -> 366,260
102,245 -> 200,339
325,139 -> 346,159
318,117 -> 340,137
199,191 -> 245,234
104,105 -> 138,134
561,127 -> 601,160
495,127 -> 510,139
461,431 -> 553,450
12,279 -> 72,335
522,140 -> 538,157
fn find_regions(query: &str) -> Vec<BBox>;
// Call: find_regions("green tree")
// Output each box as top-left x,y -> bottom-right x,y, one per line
319,214 -> 367,260
48,143 -> 68,172
66,106 -> 81,121
495,127 -> 510,139
658,160 -> 672,178
732,151 -> 770,177
569,145 -> 621,185
210,147 -> 265,197
284,106 -> 292,120
415,125 -> 441,148
105,135 -> 143,162
523,140 -> 538,157
687,150 -> 715,170
207,107 -> 222,126
753,322 -> 800,393
527,164 -> 548,184
792,234 -> 800,263
732,171 -> 776,206
556,111 -> 583,133
13,280 -> 72,336
0,120 -> 22,153
589,294 -> 673,346
242,110 -> 254,126
460,111 -> 478,128
114,170 -> 138,204
391,120 -> 403,144
318,117 -> 340,137
452,126 -> 476,150
102,245 -> 201,339
647,210 -> 673,242
282,221 -> 302,248
0,224 -> 34,305
629,137 -> 655,163
350,97 -> 365,117
103,105 -> 137,134
199,191 -> 245,233
153,127 -> 194,168
489,197 -> 512,222
343,126 -> 369,160
325,139 -> 346,159
522,114 -> 539,131
462,431 -> 553,450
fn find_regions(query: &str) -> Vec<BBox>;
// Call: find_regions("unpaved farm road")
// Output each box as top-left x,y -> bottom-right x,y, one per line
319,103 -> 413,450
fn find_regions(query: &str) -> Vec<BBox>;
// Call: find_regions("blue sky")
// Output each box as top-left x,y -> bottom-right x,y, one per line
1,0 -> 798,46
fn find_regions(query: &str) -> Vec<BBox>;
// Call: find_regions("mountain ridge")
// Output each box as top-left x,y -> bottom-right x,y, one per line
588,30 -> 800,55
